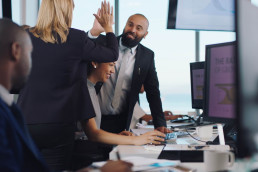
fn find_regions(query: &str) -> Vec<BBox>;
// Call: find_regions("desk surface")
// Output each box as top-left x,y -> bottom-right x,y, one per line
119,124 -> 237,171
110,145 -> 237,172
110,125 -> 232,172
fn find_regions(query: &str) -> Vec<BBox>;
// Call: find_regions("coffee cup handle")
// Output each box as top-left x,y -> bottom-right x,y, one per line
228,152 -> 235,167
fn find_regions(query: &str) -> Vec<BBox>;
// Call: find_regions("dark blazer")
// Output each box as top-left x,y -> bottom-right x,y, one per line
94,35 -> 166,129
17,28 -> 118,124
0,98 -> 49,172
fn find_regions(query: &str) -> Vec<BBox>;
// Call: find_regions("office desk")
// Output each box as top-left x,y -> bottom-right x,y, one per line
110,125 -> 232,171
110,145 -> 164,160
110,145 -> 235,172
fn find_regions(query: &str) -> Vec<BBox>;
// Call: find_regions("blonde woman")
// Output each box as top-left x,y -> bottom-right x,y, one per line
17,0 -> 119,170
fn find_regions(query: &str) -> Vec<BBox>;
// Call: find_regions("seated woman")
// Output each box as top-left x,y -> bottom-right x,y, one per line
79,61 -> 165,145
72,61 -> 165,169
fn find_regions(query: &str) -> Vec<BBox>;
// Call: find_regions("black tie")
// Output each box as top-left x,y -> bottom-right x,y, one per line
94,82 -> 103,94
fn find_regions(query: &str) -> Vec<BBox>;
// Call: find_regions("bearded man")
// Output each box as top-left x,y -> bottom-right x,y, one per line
89,14 -> 170,134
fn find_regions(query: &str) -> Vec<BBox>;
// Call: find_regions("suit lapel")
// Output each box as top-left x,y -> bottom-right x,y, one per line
0,99 -> 44,163
130,45 -> 142,95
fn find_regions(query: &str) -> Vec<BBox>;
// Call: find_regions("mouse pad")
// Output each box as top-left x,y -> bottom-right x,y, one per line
158,150 -> 204,162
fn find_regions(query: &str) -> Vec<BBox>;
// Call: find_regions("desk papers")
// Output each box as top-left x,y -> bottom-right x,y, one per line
92,156 -> 179,171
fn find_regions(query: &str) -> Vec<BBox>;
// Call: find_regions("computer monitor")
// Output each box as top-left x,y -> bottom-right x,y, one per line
167,0 -> 235,31
190,62 -> 205,109
203,42 -> 236,126
235,0 -> 258,158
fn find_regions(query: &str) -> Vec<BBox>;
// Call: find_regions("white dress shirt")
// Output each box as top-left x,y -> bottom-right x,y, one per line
0,84 -> 13,106
87,79 -> 102,128
98,38 -> 138,115
129,102 -> 146,129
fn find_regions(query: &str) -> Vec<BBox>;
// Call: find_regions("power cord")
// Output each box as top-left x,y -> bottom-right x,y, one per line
182,115 -> 197,123
184,128 -> 208,143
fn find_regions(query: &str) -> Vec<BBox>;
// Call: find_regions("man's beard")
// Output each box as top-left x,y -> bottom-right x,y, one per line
11,75 -> 28,92
121,31 -> 144,48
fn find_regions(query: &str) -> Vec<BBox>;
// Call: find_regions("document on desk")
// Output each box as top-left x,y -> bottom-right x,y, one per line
164,144 -> 230,151
92,156 -> 179,171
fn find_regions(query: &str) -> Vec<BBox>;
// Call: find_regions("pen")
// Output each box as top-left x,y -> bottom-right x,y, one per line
187,145 -> 209,150
154,143 -> 166,146
129,129 -> 138,136
116,150 -> 121,160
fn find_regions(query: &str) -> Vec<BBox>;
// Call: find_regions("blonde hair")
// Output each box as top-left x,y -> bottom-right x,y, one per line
30,0 -> 74,43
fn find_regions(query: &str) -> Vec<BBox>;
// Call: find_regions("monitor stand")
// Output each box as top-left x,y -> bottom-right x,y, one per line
212,122 -> 237,144
195,114 -> 236,146
195,113 -> 215,126
207,122 -> 237,155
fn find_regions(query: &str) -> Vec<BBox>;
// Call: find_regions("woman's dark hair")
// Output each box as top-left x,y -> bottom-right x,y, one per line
87,62 -> 94,76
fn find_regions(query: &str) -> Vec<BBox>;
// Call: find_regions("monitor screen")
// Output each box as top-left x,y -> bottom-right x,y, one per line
203,42 -> 236,123
167,0 -> 235,31
236,0 -> 258,158
190,62 -> 205,109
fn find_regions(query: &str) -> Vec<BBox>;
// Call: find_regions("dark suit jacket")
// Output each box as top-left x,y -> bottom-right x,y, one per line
94,35 -> 166,129
0,98 -> 49,172
17,28 -> 118,124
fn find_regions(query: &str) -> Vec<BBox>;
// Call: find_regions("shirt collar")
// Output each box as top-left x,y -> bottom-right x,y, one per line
0,84 -> 13,106
87,79 -> 95,87
119,38 -> 138,54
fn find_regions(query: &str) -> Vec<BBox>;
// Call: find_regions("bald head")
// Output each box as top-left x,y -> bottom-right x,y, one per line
0,19 -> 30,58
0,18 -> 32,90
128,14 -> 149,29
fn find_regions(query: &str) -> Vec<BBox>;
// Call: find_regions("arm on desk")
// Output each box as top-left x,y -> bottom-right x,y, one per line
80,118 -> 165,145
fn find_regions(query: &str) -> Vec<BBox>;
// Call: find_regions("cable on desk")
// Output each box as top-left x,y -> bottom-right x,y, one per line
182,115 -> 197,123
184,128 -> 208,143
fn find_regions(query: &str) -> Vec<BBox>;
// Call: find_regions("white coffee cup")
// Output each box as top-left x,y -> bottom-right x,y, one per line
196,125 -> 213,141
187,111 -> 197,119
204,150 -> 235,171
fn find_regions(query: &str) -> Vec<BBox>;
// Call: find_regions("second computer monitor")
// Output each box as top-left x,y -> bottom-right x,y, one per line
190,62 -> 205,109
203,41 -> 236,124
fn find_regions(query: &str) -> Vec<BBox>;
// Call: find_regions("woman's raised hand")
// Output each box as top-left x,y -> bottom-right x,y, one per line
93,0 -> 114,33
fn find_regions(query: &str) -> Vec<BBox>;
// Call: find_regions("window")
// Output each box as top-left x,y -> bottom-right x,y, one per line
199,31 -> 235,61
72,0 -> 115,32
11,0 -> 20,24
